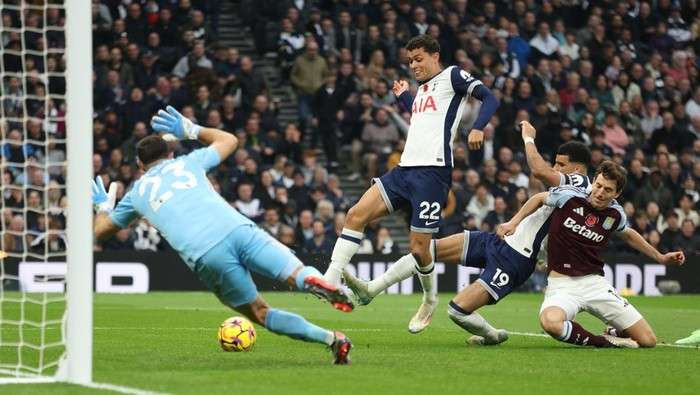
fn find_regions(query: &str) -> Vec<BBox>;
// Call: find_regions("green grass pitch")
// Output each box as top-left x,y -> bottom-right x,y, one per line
2,292 -> 700,394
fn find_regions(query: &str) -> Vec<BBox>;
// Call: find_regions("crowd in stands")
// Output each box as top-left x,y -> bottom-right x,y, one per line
3,0 -> 700,263
238,0 -> 700,258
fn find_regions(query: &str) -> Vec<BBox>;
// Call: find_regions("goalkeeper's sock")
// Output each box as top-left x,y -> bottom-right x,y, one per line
557,320 -> 614,348
366,253 -> 417,297
447,301 -> 497,337
265,309 -> 334,346
325,228 -> 364,286
294,266 -> 323,290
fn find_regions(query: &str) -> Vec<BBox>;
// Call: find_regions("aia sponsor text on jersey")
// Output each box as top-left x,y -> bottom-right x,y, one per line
412,95 -> 437,113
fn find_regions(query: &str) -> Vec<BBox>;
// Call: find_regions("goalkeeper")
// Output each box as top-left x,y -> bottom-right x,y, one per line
93,106 -> 353,364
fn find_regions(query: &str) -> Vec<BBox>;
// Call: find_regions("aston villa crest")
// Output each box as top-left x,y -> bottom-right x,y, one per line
602,216 -> 615,230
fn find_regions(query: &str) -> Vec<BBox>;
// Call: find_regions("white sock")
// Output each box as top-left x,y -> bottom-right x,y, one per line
324,228 -> 363,285
447,301 -> 496,337
416,260 -> 437,305
367,253 -> 417,297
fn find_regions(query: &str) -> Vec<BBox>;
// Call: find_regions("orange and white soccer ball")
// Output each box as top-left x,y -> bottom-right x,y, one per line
218,316 -> 256,352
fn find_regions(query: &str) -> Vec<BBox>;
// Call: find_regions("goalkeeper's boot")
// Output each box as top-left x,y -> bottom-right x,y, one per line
603,334 -> 639,348
675,329 -> 700,345
408,298 -> 438,334
330,331 -> 352,365
467,329 -> 509,346
304,276 -> 354,312
342,270 -> 375,305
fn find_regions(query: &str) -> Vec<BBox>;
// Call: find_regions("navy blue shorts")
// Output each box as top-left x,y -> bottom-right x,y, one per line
460,231 -> 536,304
373,166 -> 451,233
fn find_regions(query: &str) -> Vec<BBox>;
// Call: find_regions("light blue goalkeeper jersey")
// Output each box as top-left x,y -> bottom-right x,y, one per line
110,147 -> 254,266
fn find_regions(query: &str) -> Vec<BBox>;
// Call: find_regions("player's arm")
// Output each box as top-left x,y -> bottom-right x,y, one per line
497,192 -> 547,238
92,176 -> 136,242
392,80 -> 413,112
521,121 -> 561,187
450,67 -> 499,150
618,227 -> 686,266
151,106 -> 238,161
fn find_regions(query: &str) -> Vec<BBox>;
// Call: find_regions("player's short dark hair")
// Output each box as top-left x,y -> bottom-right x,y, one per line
557,141 -> 591,168
136,135 -> 169,166
405,35 -> 440,54
594,160 -> 627,193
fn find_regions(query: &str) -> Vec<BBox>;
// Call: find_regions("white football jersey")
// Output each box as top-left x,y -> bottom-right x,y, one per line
504,173 -> 591,259
399,66 -> 482,167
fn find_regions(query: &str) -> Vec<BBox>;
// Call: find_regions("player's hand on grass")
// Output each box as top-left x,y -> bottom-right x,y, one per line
520,120 -> 536,140
658,251 -> 685,266
468,129 -> 484,150
496,221 -> 517,239
392,80 -> 409,96
150,105 -> 201,141
92,176 -> 117,214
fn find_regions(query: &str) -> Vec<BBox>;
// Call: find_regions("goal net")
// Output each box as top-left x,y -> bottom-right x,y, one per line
1,0 -> 92,384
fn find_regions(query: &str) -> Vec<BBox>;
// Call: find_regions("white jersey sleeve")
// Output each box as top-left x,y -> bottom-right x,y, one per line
399,66 -> 482,168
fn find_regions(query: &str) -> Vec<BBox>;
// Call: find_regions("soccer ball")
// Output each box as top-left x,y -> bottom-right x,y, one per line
218,316 -> 256,352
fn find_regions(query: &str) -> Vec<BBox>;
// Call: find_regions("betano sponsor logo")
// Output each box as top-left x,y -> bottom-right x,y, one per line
563,217 -> 605,242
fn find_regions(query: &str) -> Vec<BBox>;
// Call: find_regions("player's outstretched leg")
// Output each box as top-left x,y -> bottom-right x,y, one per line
539,307 -> 638,348
342,253 -> 418,305
236,297 -> 353,365
289,266 -> 354,312
324,184 -> 389,287
447,283 -> 507,345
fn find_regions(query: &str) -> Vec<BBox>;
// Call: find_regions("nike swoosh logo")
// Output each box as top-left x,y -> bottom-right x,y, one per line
425,221 -> 438,226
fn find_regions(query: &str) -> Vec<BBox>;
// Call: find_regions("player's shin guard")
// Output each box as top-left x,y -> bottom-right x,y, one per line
416,260 -> 437,305
325,228 -> 364,285
366,253 -> 418,297
447,301 -> 497,337
557,320 -> 615,348
265,308 -> 335,346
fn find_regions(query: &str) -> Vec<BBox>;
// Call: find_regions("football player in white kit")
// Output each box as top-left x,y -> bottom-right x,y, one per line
323,35 -> 500,332
344,121 -> 593,341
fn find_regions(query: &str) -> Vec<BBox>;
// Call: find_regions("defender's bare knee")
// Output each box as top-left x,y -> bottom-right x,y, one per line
540,308 -> 566,337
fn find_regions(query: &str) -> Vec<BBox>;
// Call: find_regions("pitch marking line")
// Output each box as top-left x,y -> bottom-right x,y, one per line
81,381 -> 170,395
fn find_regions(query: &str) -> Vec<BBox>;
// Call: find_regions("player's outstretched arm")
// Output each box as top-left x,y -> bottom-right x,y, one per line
618,227 -> 686,266
467,84 -> 499,150
151,105 -> 238,161
92,176 -> 121,241
521,121 -> 561,187
497,192 -> 547,238
198,127 -> 239,161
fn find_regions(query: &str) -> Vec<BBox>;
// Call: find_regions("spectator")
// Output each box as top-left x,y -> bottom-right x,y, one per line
635,169 -> 674,215
675,194 -> 700,227
374,226 -> 399,255
296,210 -> 314,243
290,40 -> 327,132
172,41 -> 213,78
466,183 -> 494,227
361,108 -> 400,180
234,183 -> 263,221
303,220 -> 334,255
483,196 -> 512,230
673,219 -> 700,255
660,211 -> 681,253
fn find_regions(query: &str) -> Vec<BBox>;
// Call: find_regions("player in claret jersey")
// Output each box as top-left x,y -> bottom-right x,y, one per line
323,34 -> 499,333
510,161 -> 685,348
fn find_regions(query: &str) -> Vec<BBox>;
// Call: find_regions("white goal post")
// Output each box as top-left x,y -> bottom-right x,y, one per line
0,0 -> 92,385
64,0 -> 93,385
